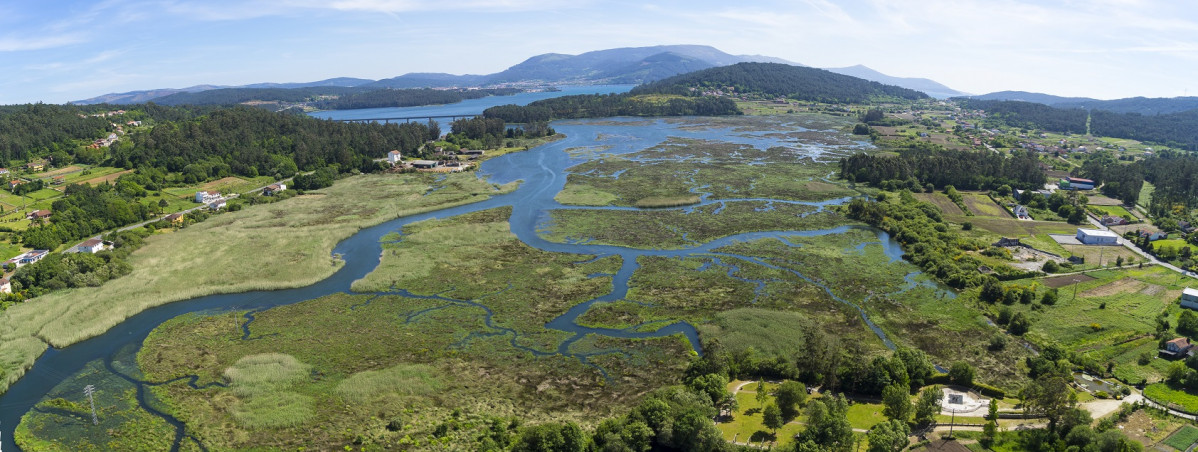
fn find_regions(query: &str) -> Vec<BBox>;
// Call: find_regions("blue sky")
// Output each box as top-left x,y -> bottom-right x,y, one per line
2,0 -> 1196,104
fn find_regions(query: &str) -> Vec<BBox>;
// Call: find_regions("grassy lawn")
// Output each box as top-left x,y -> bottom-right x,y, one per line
1089,204 -> 1136,220
0,171 -> 516,395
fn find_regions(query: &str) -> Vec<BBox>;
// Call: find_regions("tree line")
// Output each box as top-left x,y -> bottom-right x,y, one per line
483,93 -> 740,123
839,142 -> 1046,191
313,88 -> 521,110
110,106 -> 438,179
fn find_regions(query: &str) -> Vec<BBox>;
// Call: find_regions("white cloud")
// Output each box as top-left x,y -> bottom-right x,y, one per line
0,34 -> 86,52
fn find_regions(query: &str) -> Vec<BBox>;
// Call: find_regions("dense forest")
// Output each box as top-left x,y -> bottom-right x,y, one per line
482,93 -> 739,122
110,106 -> 437,178
1076,151 -> 1144,205
839,142 -> 1046,191
632,62 -> 929,103
152,86 -> 363,106
0,104 -> 113,164
313,87 -> 521,110
958,99 -> 1198,150
1142,151 -> 1198,215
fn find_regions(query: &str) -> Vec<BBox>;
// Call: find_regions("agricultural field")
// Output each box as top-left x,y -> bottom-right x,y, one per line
1163,424 -> 1198,451
913,192 -> 965,216
0,171 -> 516,395
1089,204 -> 1137,220
998,266 -> 1190,383
961,192 -> 1009,218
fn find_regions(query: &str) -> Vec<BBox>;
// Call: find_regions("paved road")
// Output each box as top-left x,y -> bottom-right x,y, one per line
62,177 -> 292,253
1084,214 -> 1195,278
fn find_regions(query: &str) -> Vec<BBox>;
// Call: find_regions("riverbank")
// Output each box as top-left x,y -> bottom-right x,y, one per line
0,171 -> 516,395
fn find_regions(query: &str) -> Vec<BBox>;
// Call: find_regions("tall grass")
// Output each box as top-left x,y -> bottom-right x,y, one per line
634,195 -> 701,208
224,353 -> 314,428
0,172 -> 516,395
335,363 -> 444,403
224,353 -> 310,396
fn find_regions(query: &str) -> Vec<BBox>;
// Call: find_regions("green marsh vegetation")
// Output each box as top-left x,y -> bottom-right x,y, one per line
0,171 -> 515,395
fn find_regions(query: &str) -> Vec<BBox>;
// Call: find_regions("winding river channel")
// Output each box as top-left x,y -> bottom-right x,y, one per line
1,115 -> 953,451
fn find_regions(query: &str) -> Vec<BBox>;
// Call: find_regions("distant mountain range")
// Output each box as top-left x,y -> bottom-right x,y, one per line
72,45 -> 963,105
964,90 -> 1198,115
825,65 -> 965,99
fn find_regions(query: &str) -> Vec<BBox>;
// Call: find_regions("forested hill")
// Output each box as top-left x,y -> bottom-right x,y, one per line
153,86 -> 363,106
151,86 -> 523,110
631,62 -> 929,103
958,99 -> 1198,150
313,88 -> 521,110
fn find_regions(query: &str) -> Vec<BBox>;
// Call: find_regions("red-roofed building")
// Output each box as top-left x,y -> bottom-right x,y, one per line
1162,337 -> 1194,359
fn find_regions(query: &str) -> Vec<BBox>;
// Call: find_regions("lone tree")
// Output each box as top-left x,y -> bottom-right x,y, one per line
867,419 -> 911,452
775,381 -> 808,420
948,362 -> 975,387
755,380 -> 767,407
763,402 -> 783,434
914,385 -> 944,426
881,384 -> 913,422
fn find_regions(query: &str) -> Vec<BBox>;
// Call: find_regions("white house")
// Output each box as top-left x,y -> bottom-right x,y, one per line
209,197 -> 228,210
1013,205 -> 1030,219
76,238 -> 106,254
0,278 -> 10,294
1076,228 -> 1120,245
387,150 -> 402,166
195,191 -> 221,203
263,183 -> 286,196
1182,288 -> 1198,310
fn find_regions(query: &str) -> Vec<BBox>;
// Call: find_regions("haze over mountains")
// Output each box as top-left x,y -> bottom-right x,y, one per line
72,45 -> 961,105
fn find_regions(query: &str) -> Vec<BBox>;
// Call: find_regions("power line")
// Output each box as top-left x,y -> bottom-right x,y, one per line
83,384 -> 98,425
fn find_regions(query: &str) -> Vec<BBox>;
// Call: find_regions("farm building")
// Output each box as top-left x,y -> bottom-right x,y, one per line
1162,337 -> 1194,359
1076,228 -> 1119,245
387,150 -> 402,165
263,183 -> 287,196
1183,288 -> 1198,310
1060,177 -> 1095,190
411,160 -> 441,169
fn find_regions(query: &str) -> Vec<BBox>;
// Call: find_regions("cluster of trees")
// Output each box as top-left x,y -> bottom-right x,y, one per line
1019,191 -> 1089,224
839,143 -> 1046,191
445,116 -> 555,150
0,103 -> 113,164
314,88 -> 521,110
1142,151 -> 1198,217
10,228 -> 149,297
22,183 -> 158,250
111,106 -> 438,179
845,192 -> 1000,289
483,93 -> 739,123
631,63 -> 928,103
1076,151 -> 1144,205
